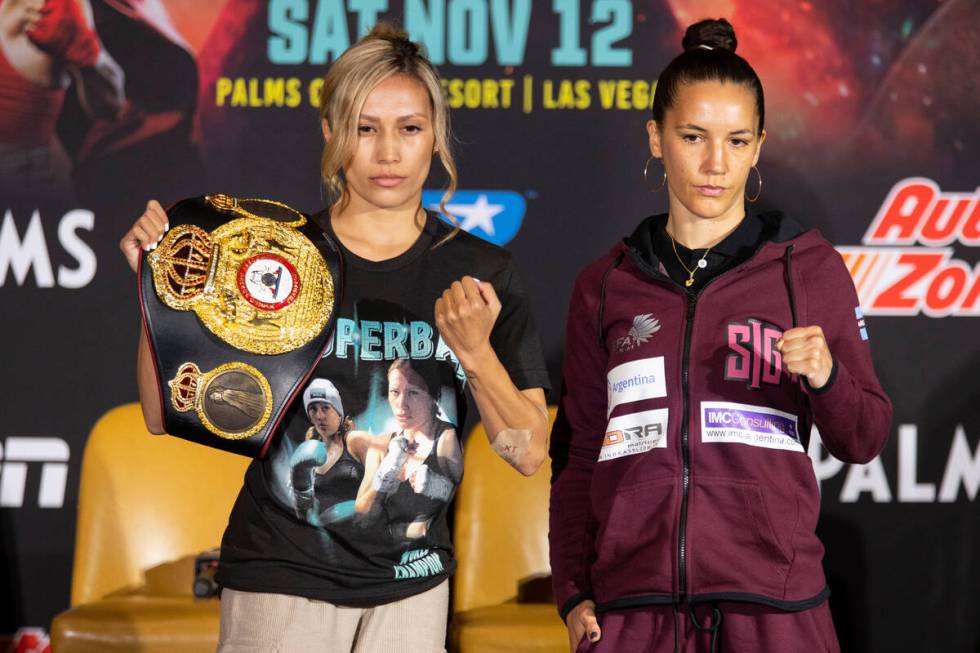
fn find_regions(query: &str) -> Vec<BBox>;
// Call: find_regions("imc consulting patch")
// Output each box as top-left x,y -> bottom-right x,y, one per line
700,401 -> 803,453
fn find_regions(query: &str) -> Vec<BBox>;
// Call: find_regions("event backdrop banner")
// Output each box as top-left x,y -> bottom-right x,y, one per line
1,1 -> 977,651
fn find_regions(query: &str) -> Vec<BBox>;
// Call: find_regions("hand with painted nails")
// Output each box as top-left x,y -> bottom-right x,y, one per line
565,599 -> 601,651
119,199 -> 169,273
776,325 -> 834,390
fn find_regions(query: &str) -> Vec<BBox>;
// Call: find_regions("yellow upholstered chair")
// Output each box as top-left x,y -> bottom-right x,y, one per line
50,403 -> 249,652
450,407 -> 567,653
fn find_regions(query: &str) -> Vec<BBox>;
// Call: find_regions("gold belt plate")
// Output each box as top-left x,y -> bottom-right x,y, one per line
147,204 -> 333,355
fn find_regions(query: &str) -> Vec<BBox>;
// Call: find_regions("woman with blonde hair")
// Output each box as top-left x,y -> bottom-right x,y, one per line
119,23 -> 550,652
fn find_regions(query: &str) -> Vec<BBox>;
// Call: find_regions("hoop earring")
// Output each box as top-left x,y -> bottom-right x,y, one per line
746,166 -> 762,203
643,156 -> 666,193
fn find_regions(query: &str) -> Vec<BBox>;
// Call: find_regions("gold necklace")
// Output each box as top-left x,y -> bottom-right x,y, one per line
668,233 -> 712,288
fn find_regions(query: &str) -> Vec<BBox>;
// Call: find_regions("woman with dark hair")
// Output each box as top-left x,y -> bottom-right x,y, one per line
549,18 -> 891,653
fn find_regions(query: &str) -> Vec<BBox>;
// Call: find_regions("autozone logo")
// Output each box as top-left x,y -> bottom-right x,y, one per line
836,177 -> 979,317
0,438 -> 69,508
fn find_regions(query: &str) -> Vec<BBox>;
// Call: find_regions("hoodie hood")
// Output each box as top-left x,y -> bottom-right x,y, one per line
595,211 -> 823,350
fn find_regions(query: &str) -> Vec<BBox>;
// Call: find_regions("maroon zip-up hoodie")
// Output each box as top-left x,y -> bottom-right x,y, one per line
549,213 -> 892,619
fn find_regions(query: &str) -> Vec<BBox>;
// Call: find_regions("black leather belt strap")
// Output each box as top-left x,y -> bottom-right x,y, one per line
138,195 -> 342,457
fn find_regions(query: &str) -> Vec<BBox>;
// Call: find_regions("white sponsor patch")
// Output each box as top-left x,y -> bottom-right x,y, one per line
700,401 -> 803,452
607,356 -> 667,416
599,409 -> 669,462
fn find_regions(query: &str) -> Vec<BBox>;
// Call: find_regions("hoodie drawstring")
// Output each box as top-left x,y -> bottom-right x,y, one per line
597,251 -> 625,351
783,244 -> 814,452
783,245 -> 799,328
672,602 -> 680,653
690,602 -> 724,653
667,601 -> 726,653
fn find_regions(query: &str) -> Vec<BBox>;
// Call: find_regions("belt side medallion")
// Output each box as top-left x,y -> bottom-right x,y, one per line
168,361 -> 273,439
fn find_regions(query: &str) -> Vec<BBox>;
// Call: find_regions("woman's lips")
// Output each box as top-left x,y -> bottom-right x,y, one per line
371,175 -> 406,188
695,185 -> 725,197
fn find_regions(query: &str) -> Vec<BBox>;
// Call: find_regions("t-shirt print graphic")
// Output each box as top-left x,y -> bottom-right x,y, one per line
267,300 -> 464,578
217,212 -> 550,606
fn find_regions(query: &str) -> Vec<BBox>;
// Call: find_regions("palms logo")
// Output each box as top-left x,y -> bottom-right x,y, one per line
422,190 -> 527,246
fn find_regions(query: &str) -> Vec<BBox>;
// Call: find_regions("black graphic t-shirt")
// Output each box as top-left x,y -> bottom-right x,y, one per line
216,212 -> 550,606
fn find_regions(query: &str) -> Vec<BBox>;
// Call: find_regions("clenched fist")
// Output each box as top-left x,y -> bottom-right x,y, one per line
777,325 -> 834,390
433,276 -> 501,367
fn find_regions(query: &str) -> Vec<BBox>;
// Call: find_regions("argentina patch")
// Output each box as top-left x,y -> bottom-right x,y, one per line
700,401 -> 803,453
599,408 -> 669,462
606,356 -> 667,416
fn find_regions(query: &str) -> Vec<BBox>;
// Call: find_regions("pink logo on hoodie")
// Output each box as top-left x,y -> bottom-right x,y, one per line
725,319 -> 784,389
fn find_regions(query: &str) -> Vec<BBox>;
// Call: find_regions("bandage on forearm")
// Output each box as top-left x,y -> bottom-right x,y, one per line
492,428 -> 532,468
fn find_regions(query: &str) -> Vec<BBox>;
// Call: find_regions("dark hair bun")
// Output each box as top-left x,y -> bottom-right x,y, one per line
682,18 -> 737,53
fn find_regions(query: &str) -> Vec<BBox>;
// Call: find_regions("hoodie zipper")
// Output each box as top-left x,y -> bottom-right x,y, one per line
620,251 -> 703,601
678,291 -> 696,597
612,212 -> 807,604
623,244 -> 769,603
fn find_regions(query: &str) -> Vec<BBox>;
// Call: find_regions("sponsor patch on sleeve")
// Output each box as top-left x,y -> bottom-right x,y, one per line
855,306 -> 869,341
606,356 -> 667,416
700,401 -> 802,452
599,408 -> 668,462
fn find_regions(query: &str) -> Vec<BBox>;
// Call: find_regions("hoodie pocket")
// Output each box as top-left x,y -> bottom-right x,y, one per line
688,477 -> 793,597
590,476 -> 677,600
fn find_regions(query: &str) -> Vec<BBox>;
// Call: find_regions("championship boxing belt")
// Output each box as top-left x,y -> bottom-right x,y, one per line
138,194 -> 342,457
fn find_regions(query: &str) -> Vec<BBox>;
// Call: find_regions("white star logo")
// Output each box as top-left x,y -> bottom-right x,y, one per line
442,194 -> 505,236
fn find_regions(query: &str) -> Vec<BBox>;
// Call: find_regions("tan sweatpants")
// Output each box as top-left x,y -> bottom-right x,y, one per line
216,580 -> 449,653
